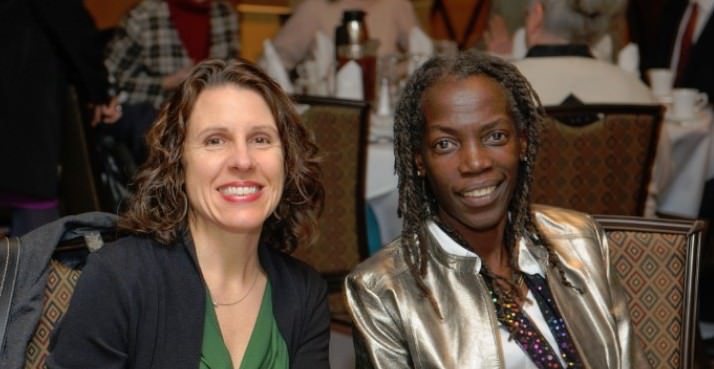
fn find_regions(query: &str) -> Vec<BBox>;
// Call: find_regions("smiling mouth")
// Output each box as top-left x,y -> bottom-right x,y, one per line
220,186 -> 260,196
462,186 -> 497,198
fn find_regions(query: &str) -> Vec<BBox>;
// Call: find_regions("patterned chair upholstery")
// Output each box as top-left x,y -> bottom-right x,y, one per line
22,235 -> 114,369
23,259 -> 81,369
291,95 -> 371,325
594,215 -> 705,369
533,104 -> 663,216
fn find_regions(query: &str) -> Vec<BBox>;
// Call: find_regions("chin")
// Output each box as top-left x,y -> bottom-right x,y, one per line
462,208 -> 508,231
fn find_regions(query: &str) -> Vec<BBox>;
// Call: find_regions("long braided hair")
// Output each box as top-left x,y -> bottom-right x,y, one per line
393,49 -> 580,319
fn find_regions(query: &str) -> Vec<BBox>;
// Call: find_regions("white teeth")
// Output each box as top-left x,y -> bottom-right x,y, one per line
463,186 -> 496,198
221,186 -> 259,196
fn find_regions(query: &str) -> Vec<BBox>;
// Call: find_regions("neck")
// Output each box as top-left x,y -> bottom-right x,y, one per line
189,217 -> 262,286
470,229 -> 512,277
440,214 -> 513,276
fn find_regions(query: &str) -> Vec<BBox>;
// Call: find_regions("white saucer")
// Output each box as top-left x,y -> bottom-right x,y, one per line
655,94 -> 673,104
665,110 -> 701,122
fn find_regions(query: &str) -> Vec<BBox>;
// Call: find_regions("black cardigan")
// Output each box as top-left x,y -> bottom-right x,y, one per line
46,234 -> 331,369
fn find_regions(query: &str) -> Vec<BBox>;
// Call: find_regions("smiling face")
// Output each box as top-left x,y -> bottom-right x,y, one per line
415,75 -> 525,238
183,85 -> 284,236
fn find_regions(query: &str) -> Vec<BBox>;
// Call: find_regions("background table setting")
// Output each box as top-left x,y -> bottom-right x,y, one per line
648,68 -> 714,217
657,98 -> 714,218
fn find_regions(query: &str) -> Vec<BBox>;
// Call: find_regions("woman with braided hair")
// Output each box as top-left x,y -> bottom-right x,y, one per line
345,49 -> 648,369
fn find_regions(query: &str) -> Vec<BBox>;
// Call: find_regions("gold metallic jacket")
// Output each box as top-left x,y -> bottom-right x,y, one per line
345,205 -> 649,369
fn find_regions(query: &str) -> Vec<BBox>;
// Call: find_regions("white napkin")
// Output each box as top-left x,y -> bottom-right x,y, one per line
298,31 -> 335,96
617,43 -> 640,76
408,27 -> 434,75
313,31 -> 334,83
258,39 -> 294,93
591,34 -> 613,62
376,77 -> 392,116
335,60 -> 363,100
511,27 -> 527,60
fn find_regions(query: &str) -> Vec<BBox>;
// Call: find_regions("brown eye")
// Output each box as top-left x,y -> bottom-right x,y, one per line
484,131 -> 508,145
205,136 -> 224,146
433,138 -> 457,153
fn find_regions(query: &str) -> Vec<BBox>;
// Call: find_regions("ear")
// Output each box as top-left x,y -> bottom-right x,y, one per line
525,0 -> 544,45
414,153 -> 425,176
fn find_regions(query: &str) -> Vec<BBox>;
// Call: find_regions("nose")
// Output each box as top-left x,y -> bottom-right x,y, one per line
458,141 -> 492,174
228,141 -> 255,171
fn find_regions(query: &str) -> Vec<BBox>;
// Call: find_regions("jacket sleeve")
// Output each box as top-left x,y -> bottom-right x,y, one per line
211,1 -> 240,60
269,0 -> 321,70
104,10 -> 167,108
595,221 -> 651,369
344,273 -> 413,369
46,253 -> 131,369
291,271 -> 331,369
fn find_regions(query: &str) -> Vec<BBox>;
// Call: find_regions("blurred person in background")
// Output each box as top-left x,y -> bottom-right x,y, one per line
102,0 -> 239,164
0,0 -> 120,236
269,0 -> 419,72
485,0 -> 630,64
643,0 -> 713,99
512,0 -> 649,104
511,0 -> 671,218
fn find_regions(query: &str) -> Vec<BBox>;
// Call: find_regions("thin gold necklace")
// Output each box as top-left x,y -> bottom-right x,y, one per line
210,271 -> 260,308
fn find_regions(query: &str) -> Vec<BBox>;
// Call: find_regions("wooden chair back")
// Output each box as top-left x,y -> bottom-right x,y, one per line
291,95 -> 371,324
533,104 -> 663,216
594,215 -> 704,369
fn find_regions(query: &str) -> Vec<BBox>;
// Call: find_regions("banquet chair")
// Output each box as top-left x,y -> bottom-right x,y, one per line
58,86 -> 102,215
291,95 -> 371,325
532,104 -> 664,216
594,215 -> 705,369
0,212 -> 118,369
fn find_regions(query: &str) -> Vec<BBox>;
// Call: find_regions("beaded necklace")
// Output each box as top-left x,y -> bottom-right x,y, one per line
486,273 -> 584,369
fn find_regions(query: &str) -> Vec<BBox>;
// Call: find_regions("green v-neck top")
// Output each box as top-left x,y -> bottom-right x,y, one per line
200,283 -> 289,369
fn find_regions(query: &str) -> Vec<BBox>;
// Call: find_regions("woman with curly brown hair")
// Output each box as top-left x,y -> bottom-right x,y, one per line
47,59 -> 330,369
345,49 -> 648,369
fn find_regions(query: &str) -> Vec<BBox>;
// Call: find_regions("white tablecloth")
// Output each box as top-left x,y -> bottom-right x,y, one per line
658,107 -> 714,217
365,115 -> 401,245
366,143 -> 401,245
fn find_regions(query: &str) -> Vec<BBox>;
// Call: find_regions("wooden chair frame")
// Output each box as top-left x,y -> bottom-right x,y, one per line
594,215 -> 705,369
291,95 -> 371,290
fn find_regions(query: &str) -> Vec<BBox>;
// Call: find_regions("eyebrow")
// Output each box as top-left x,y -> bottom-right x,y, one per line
426,118 -> 510,134
195,123 -> 279,136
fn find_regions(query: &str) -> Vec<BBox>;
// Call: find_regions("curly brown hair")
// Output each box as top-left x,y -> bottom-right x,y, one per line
118,59 -> 324,253
394,49 -> 580,318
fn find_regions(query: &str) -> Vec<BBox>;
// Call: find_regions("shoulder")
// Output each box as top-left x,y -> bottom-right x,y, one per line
126,0 -> 165,19
346,240 -> 410,294
531,204 -> 601,241
530,205 -> 610,268
87,235 -> 184,279
119,0 -> 167,32
212,1 -> 235,16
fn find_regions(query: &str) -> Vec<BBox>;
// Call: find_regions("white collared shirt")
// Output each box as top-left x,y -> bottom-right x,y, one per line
427,220 -> 567,369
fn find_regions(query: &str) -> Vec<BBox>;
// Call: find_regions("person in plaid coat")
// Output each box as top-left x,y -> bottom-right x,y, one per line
102,0 -> 239,163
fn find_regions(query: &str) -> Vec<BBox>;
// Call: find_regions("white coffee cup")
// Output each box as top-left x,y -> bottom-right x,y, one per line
647,68 -> 674,97
670,88 -> 708,120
